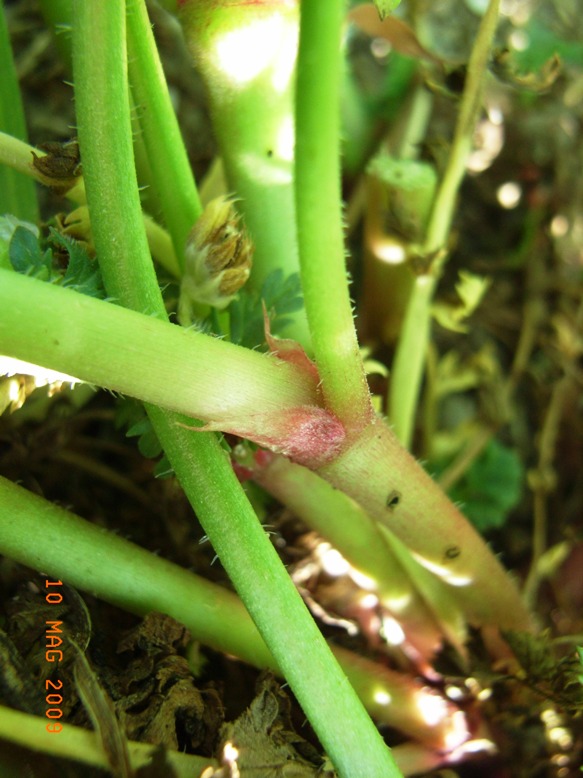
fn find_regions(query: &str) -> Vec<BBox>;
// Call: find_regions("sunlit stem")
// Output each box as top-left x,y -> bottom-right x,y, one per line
295,0 -> 373,430
389,0 -> 501,449
248,451 -> 465,658
178,0 -> 312,348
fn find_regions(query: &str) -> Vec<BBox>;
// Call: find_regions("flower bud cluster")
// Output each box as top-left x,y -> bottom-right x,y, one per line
179,196 -> 253,321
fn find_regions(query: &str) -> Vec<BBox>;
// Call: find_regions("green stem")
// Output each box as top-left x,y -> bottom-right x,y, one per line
178,0 -> 312,348
0,705 -> 215,777
389,0 -> 501,449
295,0 -> 372,431
0,5 -> 39,222
0,476 -> 455,752
126,0 -> 202,271
150,417 -> 409,776
0,474 -> 272,667
0,270 -> 315,420
249,452 -> 465,658
71,4 -> 398,775
0,266 -> 534,635
389,275 -> 434,448
318,420 -> 533,634
0,263 -> 534,636
73,0 -> 163,316
0,132 -> 180,276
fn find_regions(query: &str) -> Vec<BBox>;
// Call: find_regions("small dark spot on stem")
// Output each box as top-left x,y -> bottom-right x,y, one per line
444,546 -> 461,560
386,490 -> 401,510
266,149 -> 273,157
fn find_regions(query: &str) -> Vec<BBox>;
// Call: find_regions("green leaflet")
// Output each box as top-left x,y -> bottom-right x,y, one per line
445,438 -> 524,532
6,219 -> 105,298
228,269 -> 304,349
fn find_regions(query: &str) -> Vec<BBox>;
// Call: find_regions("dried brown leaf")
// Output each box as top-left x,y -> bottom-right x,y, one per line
348,4 -> 443,66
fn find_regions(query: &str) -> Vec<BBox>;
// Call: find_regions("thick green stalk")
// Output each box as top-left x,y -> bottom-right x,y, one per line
126,0 -> 202,270
318,420 -> 533,633
0,270 -> 316,421
0,474 -> 272,668
0,5 -> 39,222
0,476 -> 456,751
389,0 -> 501,448
178,0 -> 312,348
295,0 -> 372,430
71,4 -> 399,775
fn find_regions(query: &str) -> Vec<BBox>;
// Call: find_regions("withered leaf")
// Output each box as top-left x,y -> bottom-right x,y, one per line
348,4 -> 443,67
117,612 -> 190,656
31,139 -> 81,185
0,628 -> 43,714
215,675 -> 336,777
113,614 -> 221,755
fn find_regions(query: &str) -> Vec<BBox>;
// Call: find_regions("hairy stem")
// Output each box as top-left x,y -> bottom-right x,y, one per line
126,0 -> 202,271
178,0 -> 312,347
0,6 -> 39,223
71,3 -> 399,774
295,0 -> 372,430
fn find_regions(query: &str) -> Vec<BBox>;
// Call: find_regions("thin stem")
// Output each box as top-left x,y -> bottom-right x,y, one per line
523,374 -> 573,605
126,0 -> 202,271
0,6 -> 39,222
0,132 -> 179,276
71,4 -> 399,774
389,0 -> 501,449
0,705 -> 215,777
295,0 -> 372,430
389,274 -> 434,447
73,0 -> 163,316
438,426 -> 494,493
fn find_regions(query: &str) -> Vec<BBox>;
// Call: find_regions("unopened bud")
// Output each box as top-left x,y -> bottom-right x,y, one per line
179,196 -> 253,321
